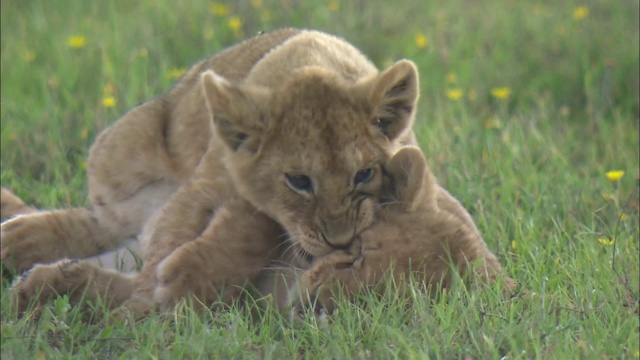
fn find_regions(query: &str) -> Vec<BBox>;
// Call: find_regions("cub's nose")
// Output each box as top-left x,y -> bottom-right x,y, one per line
322,230 -> 354,249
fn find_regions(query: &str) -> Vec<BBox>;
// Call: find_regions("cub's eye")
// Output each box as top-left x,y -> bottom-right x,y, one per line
354,168 -> 374,186
285,174 -> 313,193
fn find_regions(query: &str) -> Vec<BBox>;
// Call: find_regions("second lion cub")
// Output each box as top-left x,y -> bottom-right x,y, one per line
290,147 -> 516,312
6,148 -> 515,314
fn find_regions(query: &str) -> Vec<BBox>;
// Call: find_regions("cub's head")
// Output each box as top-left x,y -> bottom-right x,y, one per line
202,60 -> 419,262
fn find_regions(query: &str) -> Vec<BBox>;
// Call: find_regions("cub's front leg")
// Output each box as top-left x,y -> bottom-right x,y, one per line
126,148 -> 237,305
153,198 -> 284,309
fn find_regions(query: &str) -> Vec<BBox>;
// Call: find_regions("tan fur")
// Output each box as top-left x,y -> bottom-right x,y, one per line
1,28 -> 421,314
289,147 -> 516,313
0,189 -> 135,313
0,188 -> 36,222
11,259 -> 136,314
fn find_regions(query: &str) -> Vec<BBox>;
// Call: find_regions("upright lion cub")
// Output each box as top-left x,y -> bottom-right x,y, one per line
2,28 -> 423,313
290,147 -> 516,313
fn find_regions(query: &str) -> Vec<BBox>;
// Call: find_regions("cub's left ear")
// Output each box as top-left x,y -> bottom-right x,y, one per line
201,70 -> 270,152
363,60 -> 419,141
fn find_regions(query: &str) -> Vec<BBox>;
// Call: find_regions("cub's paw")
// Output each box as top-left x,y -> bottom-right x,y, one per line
11,259 -> 90,313
288,268 -> 331,318
154,248 -> 209,309
119,296 -> 156,320
1,213 -> 64,274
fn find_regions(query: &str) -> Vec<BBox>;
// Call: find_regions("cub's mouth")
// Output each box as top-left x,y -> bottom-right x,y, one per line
292,235 -> 364,268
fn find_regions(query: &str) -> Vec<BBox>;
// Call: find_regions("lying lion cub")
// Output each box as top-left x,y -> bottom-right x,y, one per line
288,147 -> 516,313
1,28 -> 424,313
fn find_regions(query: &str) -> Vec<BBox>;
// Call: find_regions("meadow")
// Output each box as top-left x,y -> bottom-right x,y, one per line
1,0 -> 638,358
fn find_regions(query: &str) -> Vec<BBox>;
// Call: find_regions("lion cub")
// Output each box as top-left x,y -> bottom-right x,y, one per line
2,28 -> 422,313
289,147 -> 516,313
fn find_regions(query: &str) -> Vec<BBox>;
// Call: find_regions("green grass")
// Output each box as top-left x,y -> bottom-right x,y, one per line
1,0 -> 638,358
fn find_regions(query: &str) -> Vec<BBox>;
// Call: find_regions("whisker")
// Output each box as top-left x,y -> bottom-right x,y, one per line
280,236 -> 303,259
267,261 -> 307,275
282,243 -> 298,258
272,236 -> 294,252
374,200 -> 406,209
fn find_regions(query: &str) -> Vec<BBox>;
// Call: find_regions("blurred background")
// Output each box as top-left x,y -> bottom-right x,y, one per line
1,0 -> 638,208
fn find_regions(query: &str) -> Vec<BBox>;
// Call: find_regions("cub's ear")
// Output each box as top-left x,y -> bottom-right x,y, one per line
201,70 -> 270,152
362,60 -> 419,141
383,147 -> 437,212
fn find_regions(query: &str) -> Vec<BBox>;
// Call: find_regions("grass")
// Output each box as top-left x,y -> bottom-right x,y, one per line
1,0 -> 638,358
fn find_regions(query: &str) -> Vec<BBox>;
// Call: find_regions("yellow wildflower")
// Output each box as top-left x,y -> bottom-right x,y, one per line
605,170 -> 624,182
102,96 -> 116,108
415,33 -> 428,49
619,213 -> 630,222
483,118 -> 502,129
446,72 -> 457,84
251,0 -> 262,8
67,35 -> 86,49
491,87 -> 512,100
22,50 -> 36,62
511,240 -> 517,250
573,6 -> 590,20
210,3 -> 230,16
328,0 -> 339,11
166,68 -> 186,80
445,89 -> 463,101
597,238 -> 614,246
227,16 -> 243,33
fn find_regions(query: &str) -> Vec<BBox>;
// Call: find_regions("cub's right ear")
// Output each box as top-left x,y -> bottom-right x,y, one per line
383,147 -> 437,211
201,70 -> 270,152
